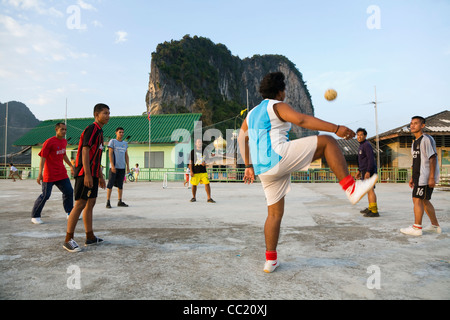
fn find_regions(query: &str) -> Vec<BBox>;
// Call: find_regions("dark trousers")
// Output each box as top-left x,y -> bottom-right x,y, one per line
31,178 -> 74,218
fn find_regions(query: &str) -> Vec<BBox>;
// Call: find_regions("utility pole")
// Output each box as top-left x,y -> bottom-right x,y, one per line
148,93 -> 152,181
373,86 -> 380,172
4,102 -> 8,169
65,98 -> 68,139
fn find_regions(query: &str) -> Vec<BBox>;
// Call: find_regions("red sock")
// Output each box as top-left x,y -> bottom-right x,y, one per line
265,250 -> 277,261
339,175 -> 355,191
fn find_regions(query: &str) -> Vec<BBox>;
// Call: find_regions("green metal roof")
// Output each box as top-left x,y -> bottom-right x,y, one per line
13,113 -> 202,146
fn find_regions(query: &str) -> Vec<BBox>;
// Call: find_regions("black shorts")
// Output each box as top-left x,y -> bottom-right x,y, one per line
107,168 -> 125,189
74,176 -> 99,201
412,183 -> 433,200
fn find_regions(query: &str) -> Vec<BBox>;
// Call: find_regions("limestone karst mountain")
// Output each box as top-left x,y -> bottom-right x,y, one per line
146,35 -> 316,138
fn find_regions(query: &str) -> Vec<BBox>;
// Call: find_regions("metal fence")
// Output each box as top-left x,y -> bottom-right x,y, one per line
2,166 -> 448,185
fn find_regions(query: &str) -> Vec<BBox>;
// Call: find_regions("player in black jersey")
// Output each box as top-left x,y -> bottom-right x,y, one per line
400,116 -> 441,236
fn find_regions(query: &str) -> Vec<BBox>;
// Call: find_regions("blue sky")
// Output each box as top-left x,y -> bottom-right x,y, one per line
1,0 -> 449,137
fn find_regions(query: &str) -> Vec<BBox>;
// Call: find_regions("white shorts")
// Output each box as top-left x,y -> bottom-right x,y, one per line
258,135 -> 318,206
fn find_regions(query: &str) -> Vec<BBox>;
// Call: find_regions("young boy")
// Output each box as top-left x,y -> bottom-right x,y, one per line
9,163 -> 22,181
63,103 -> 110,252
189,138 -> 215,203
184,166 -> 190,187
133,163 -> 140,182
31,123 -> 74,224
238,72 -> 377,273
356,128 -> 379,217
400,116 -> 441,236
106,127 -> 130,208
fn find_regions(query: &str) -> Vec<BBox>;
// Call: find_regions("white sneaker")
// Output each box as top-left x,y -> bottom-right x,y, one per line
31,218 -> 44,224
400,225 -> 423,236
264,260 -> 280,273
346,174 -> 378,205
423,225 -> 442,234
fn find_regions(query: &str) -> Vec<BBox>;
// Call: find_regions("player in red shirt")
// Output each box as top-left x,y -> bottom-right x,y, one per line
31,123 -> 75,224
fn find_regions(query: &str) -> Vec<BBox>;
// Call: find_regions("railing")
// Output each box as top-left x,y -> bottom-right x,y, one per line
2,166 -> 448,184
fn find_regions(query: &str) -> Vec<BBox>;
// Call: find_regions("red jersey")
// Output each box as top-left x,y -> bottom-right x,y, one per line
74,122 -> 104,178
39,136 -> 69,182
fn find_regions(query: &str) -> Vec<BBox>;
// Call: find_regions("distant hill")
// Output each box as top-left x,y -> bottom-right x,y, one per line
146,35 -> 316,138
0,101 -> 40,164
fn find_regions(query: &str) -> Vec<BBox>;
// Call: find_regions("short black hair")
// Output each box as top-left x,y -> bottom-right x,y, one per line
411,116 -> 426,124
93,103 -> 110,116
55,122 -> 66,130
259,72 -> 286,99
356,128 -> 367,136
116,127 -> 124,132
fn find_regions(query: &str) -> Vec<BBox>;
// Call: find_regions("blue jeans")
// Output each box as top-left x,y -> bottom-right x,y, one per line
31,178 -> 74,218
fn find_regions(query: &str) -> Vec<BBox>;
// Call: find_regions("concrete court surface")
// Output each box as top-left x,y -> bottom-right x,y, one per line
0,178 -> 449,300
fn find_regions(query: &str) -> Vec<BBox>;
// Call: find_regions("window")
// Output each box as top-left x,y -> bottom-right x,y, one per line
435,135 -> 450,148
399,136 -> 412,148
144,151 -> 164,168
69,150 -> 78,161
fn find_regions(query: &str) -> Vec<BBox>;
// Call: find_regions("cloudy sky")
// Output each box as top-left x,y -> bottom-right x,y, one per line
1,0 -> 449,137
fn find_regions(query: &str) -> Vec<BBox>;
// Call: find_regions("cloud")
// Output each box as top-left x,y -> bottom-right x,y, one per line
27,86 -> 72,109
0,14 -> 26,37
76,0 -> 97,11
0,13 -> 91,110
0,14 -> 90,62
0,14 -> 86,63
28,93 -> 53,106
114,30 -> 128,44
92,20 -> 103,28
3,0 -> 63,17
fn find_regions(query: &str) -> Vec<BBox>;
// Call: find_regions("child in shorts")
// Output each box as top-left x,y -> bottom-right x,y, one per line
400,116 -> 441,236
63,103 -> 110,252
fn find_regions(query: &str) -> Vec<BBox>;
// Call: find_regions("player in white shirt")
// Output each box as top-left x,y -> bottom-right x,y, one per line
238,72 -> 377,273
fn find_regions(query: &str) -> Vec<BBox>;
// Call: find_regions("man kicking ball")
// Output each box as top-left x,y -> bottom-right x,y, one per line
238,72 -> 377,273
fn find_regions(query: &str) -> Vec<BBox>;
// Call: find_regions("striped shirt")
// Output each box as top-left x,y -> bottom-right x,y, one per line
74,122 -> 104,178
411,134 -> 440,186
